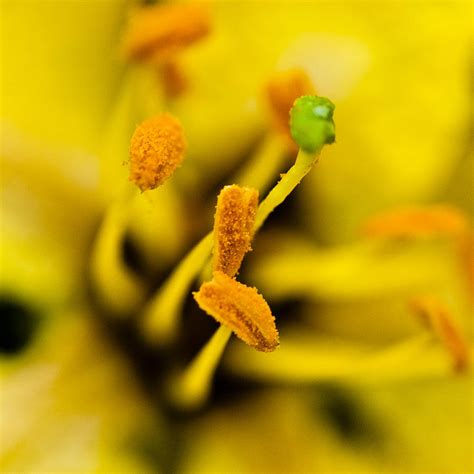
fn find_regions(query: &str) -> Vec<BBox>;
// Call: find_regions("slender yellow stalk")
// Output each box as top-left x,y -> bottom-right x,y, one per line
141,233 -> 213,343
90,199 -> 146,316
254,148 -> 315,231
128,185 -> 186,269
167,325 -> 232,410
223,333 -> 466,383
233,133 -> 288,193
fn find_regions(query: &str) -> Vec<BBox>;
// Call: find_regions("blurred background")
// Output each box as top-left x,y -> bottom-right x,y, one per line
1,0 -> 472,473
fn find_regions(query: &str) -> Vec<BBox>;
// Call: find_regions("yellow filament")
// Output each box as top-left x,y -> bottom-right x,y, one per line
223,332 -> 450,383
233,133 -> 289,193
90,200 -> 146,316
167,325 -> 232,410
254,148 -> 315,231
141,233 -> 213,345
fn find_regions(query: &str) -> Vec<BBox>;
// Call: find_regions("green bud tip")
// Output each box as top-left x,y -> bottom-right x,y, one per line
289,95 -> 336,153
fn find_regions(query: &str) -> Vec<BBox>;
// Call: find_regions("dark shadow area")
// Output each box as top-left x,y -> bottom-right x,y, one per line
0,297 -> 39,355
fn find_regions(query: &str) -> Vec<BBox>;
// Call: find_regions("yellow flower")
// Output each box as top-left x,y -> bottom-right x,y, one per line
1,1 -> 472,473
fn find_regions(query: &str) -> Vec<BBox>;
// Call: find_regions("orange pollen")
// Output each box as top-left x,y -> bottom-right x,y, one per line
361,205 -> 469,239
193,271 -> 279,352
266,68 -> 315,147
122,3 -> 210,61
410,296 -> 470,373
212,185 -> 259,278
129,113 -> 186,192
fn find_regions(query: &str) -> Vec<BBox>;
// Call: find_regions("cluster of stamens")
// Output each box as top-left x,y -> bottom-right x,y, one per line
194,185 -> 279,352
90,3 -> 471,412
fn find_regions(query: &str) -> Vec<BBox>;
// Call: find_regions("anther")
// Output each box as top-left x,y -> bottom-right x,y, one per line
361,205 -> 469,239
213,185 -> 259,278
266,69 -> 315,149
410,296 -> 470,373
193,271 -> 279,352
123,3 -> 210,61
129,113 -> 186,192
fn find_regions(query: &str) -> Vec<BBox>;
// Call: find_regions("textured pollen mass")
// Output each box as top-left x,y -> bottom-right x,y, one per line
212,185 -> 259,278
194,271 -> 279,352
129,113 -> 186,192
123,3 -> 210,61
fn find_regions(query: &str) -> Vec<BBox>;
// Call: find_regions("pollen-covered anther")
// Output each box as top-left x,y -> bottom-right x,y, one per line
213,185 -> 259,277
123,3 -> 210,61
410,296 -> 470,373
266,69 -> 315,145
129,113 -> 186,192
362,205 -> 469,239
193,271 -> 279,352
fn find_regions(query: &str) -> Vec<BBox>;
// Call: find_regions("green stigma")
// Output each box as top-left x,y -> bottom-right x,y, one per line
289,95 -> 336,153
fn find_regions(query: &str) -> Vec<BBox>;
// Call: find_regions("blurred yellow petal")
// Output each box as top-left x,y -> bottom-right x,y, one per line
2,0 -> 128,152
0,309 -> 163,473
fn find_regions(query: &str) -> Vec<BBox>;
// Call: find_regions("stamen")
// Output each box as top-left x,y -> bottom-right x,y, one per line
129,113 -> 186,192
193,271 -> 279,352
123,3 -> 210,61
213,185 -> 259,277
266,69 -> 315,149
410,296 -> 470,373
361,205 -> 469,239
140,95 -> 335,346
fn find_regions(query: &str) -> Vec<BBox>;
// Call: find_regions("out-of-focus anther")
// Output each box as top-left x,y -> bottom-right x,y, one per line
410,296 -> 470,373
122,3 -> 210,61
